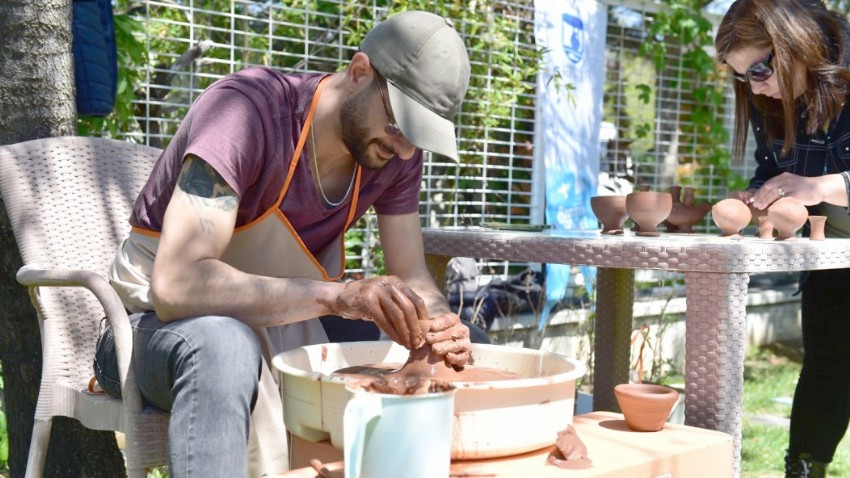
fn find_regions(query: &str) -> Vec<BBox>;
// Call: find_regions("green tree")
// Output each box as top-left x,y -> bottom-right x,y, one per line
625,0 -> 744,196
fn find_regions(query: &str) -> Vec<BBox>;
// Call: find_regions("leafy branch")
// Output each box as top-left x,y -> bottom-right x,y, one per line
636,0 -> 745,192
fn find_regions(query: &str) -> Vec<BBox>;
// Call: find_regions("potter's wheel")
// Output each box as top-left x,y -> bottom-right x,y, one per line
272,341 -> 586,459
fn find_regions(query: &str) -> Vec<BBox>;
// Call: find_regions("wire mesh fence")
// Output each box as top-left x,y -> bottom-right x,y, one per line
119,0 -> 749,280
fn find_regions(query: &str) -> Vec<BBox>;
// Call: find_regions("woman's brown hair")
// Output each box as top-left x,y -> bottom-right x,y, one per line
715,0 -> 850,161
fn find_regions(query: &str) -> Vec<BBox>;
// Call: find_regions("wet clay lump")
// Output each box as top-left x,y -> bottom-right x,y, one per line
334,344 -> 521,395
547,424 -> 593,469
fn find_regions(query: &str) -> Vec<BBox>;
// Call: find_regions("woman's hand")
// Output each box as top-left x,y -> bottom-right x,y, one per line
728,189 -> 755,204
749,173 -> 800,209
752,172 -> 847,209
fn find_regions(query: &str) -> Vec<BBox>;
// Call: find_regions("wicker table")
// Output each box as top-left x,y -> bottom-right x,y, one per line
422,227 -> 850,476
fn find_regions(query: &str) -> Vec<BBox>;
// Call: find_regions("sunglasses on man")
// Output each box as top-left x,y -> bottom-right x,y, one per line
732,51 -> 774,83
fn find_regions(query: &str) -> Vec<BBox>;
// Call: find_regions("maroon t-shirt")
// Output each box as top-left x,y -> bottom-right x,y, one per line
130,68 -> 423,256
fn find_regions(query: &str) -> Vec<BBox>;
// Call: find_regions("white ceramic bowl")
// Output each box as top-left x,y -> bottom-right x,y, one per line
272,341 -> 586,459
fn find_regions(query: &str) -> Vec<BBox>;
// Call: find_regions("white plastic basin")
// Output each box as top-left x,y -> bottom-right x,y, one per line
272,341 -> 586,459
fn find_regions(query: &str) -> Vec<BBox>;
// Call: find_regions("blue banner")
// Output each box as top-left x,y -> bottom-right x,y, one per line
534,0 -> 607,330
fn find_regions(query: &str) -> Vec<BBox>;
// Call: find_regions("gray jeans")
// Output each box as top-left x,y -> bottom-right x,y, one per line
94,312 -> 262,477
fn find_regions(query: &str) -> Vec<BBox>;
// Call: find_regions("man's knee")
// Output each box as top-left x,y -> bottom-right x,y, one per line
175,316 -> 263,403
189,316 -> 262,368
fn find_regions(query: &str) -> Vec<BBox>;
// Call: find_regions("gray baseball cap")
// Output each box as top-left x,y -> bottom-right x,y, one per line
361,11 -> 470,162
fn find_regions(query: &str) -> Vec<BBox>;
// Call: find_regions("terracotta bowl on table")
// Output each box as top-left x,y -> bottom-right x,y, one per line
614,383 -> 679,432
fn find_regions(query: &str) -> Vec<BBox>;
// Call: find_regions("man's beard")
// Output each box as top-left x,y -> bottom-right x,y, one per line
340,83 -> 394,171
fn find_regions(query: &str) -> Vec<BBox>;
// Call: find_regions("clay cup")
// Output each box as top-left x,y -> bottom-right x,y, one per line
614,383 -> 679,432
625,191 -> 672,236
591,196 -> 628,234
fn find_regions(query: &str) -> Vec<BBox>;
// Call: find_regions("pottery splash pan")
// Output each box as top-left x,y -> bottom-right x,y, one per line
272,341 -> 586,459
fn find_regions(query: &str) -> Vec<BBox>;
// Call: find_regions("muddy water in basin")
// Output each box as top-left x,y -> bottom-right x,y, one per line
334,344 -> 521,395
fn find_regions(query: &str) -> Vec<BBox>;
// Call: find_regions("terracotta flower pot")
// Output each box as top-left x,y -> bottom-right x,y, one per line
625,191 -> 672,237
712,199 -> 752,237
591,196 -> 628,234
614,383 -> 678,432
768,197 -> 808,241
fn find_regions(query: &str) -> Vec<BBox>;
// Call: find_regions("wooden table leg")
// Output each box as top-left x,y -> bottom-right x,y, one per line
593,267 -> 634,412
684,271 -> 749,478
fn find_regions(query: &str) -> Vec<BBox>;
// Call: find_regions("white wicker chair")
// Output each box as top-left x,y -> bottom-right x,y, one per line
0,136 -> 169,477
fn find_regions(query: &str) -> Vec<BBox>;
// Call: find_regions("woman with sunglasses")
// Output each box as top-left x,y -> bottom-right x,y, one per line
716,1 -> 850,476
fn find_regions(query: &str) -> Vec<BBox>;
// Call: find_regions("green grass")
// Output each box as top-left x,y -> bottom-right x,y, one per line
741,344 -> 850,477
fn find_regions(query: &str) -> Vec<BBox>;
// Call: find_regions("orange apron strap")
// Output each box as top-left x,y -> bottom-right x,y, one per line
278,76 -> 330,204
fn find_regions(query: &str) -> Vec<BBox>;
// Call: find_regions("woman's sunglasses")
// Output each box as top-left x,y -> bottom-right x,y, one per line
732,51 -> 774,83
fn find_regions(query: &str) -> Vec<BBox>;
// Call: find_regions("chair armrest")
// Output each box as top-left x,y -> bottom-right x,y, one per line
16,264 -> 145,413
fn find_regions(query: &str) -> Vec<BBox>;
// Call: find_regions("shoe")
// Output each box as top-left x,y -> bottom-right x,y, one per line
785,450 -> 828,478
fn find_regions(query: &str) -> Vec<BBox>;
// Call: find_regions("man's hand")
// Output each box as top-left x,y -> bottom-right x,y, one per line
421,312 -> 472,368
331,275 -> 428,349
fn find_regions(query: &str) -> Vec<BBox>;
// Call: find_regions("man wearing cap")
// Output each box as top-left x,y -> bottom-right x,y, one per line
93,10 -> 479,478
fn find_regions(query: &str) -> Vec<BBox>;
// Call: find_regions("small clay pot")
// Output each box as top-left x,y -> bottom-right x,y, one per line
757,216 -> 775,239
626,191 -> 672,237
665,186 -> 711,233
748,205 -> 772,239
614,383 -> 679,432
768,197 -> 808,241
808,215 -> 827,241
712,199 -> 752,237
591,196 -> 628,234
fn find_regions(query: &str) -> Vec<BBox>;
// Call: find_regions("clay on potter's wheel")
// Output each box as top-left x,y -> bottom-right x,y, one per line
547,424 -> 592,469
768,197 -> 808,240
333,344 -> 521,395
712,198 -> 752,237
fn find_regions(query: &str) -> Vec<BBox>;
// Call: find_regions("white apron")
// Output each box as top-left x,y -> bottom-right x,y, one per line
110,77 -> 363,476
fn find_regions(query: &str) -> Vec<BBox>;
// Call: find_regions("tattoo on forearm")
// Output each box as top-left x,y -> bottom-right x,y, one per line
178,156 -> 239,234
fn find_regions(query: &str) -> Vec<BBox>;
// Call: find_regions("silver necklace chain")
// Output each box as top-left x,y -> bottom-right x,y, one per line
310,125 -> 356,207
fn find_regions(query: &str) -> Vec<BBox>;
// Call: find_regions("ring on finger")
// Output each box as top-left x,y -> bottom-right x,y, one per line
777,187 -> 785,197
